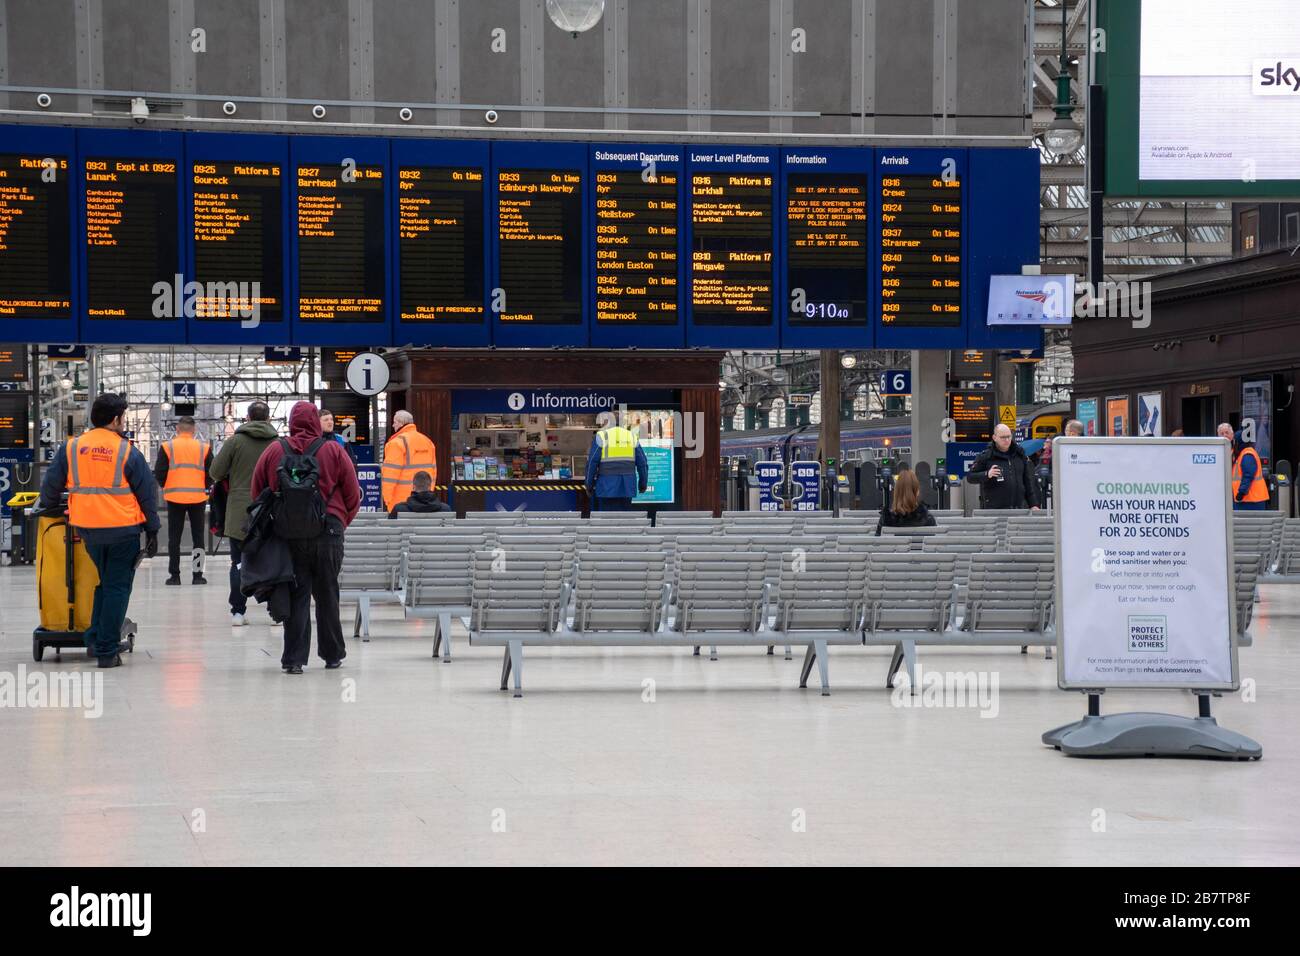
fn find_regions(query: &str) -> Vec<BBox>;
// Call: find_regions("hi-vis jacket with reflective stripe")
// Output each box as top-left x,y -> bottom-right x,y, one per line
161,434 -> 211,504
65,428 -> 147,529
584,426 -> 649,501
1233,446 -> 1269,503
381,422 -> 437,511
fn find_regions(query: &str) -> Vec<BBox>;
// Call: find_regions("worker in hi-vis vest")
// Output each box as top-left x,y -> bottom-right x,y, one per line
1226,425 -> 1269,511
38,393 -> 161,668
585,414 -> 649,512
154,415 -> 213,586
382,410 -> 437,512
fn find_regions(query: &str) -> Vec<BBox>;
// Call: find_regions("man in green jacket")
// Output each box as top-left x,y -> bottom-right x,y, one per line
209,401 -> 279,626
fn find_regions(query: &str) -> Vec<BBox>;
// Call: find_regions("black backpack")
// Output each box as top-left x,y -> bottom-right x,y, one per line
271,437 -> 328,539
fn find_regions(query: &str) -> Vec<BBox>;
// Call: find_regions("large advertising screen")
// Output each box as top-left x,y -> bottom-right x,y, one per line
1102,0 -> 1300,196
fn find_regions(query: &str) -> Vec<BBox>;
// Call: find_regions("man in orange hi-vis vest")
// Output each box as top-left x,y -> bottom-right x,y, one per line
381,410 -> 437,512
37,393 -> 161,668
154,415 -> 214,586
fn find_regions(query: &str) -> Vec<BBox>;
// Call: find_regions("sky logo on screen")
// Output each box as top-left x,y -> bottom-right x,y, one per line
1192,454 -> 1217,464
1253,59 -> 1300,95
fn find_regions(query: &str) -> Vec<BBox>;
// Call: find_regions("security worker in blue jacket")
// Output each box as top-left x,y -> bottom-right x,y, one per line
585,414 -> 649,512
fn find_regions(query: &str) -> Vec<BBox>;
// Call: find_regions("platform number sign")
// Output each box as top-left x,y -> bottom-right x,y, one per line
879,370 -> 911,397
345,351 -> 390,397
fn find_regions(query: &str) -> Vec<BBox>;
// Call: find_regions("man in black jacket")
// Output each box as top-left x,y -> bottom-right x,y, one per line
966,424 -> 1041,510
388,471 -> 452,517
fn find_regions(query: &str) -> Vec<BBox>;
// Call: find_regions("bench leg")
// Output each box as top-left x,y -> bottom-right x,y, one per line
352,602 -> 362,639
813,639 -> 830,696
499,646 -> 512,690
1044,645 -> 1053,660
438,612 -> 453,662
766,645 -> 774,655
886,643 -> 904,688
799,643 -> 816,688
901,640 -> 917,695
709,645 -> 717,661
784,644 -> 792,661
693,645 -> 700,656
432,627 -> 441,659
1020,645 -> 1028,654
509,640 -> 524,698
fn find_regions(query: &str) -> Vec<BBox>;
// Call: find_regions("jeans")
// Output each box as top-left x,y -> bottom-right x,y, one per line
282,516 -> 346,667
1234,500 -> 1267,511
82,537 -> 140,657
167,501 -> 207,577
229,537 -> 246,614
593,496 -> 633,512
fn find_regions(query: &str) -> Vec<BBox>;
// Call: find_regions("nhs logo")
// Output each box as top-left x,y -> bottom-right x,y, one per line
1192,454 -> 1217,464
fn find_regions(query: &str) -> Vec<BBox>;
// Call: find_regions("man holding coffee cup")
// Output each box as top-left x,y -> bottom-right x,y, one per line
965,423 -> 1040,511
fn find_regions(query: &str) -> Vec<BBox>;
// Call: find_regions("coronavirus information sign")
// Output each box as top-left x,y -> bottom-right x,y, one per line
1054,437 -> 1238,691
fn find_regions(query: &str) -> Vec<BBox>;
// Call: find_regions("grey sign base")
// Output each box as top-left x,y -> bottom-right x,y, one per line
1042,713 -> 1262,760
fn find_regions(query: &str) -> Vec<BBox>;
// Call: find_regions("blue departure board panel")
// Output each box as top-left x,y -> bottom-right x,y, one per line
874,148 -> 967,351
685,147 -> 778,348
0,127 -> 1043,352
779,147 -> 873,349
78,129 -> 186,344
965,147 -> 1041,352
288,136 -> 392,347
589,145 -> 686,349
0,126 -> 77,344
392,138 -> 490,347
490,141 -> 589,348
185,132 -> 290,345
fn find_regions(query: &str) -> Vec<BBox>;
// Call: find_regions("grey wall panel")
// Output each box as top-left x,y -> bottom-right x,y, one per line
873,0 -> 933,135
543,15 -> 602,129
626,0 -> 686,132
6,0 -> 79,113
709,0 -> 767,132
102,0 -> 170,96
954,0 -> 1026,136
373,0 -> 435,111
458,0 -> 520,129
193,0 -> 261,119
283,0 -> 348,122
791,0 -> 852,135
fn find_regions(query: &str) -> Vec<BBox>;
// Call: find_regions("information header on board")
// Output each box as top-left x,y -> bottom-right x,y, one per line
1055,437 -> 1238,691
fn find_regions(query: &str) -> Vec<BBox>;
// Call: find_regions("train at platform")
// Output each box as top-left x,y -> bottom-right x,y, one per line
720,401 -> 1070,466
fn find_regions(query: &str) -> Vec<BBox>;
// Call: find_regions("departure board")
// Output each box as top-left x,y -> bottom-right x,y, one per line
593,169 -> 679,324
497,168 -> 582,323
0,344 -> 27,380
879,172 -> 962,327
950,349 -> 992,381
318,391 -> 371,444
398,166 -> 484,322
0,393 -> 29,446
321,347 -> 361,383
296,163 -> 385,322
0,154 -> 71,320
786,173 -> 869,324
192,160 -> 282,322
949,389 -> 996,443
84,157 -> 178,320
691,171 -> 773,324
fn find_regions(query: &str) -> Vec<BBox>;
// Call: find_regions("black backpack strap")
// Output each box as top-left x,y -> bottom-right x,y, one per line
278,437 -> 292,456
305,436 -> 329,457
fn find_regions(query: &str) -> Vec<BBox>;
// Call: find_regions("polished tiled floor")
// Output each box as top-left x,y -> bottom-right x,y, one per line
1,552 -> 1296,866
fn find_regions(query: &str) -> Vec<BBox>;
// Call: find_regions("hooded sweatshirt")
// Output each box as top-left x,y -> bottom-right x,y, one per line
209,418 -> 279,540
250,401 -> 361,528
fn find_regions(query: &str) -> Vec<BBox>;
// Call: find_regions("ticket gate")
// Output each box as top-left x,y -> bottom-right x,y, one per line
1273,460 -> 1292,516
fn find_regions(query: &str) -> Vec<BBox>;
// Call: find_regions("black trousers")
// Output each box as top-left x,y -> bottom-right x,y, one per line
166,501 -> 207,577
282,516 -> 346,667
228,537 -> 246,615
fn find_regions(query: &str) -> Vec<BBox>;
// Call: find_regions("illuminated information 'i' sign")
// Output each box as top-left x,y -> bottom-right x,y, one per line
0,155 -> 70,320
297,163 -> 385,322
192,161 -> 282,322
786,173 -> 869,324
85,157 -> 178,320
398,166 -> 484,322
497,168 -> 583,324
691,170 -> 773,324
879,171 -> 962,327
594,169 -> 679,324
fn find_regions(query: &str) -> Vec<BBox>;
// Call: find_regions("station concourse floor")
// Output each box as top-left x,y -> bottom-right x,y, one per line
1,553 -> 1297,867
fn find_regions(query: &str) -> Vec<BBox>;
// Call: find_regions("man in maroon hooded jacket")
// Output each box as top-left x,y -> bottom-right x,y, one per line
251,401 -> 361,673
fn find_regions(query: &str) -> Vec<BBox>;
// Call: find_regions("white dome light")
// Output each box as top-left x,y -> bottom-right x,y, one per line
546,0 -> 605,36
